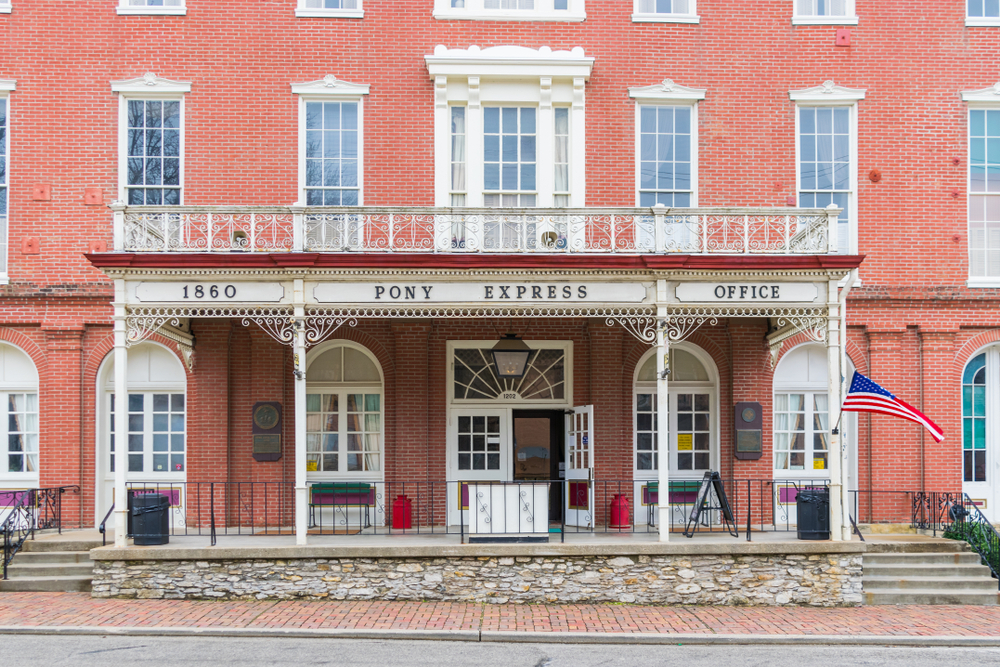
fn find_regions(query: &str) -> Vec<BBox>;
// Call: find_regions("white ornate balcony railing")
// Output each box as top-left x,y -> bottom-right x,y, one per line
111,203 -> 841,255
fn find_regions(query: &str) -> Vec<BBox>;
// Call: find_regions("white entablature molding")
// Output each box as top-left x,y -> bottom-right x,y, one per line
789,80 -> 866,104
961,82 -> 1000,104
111,73 -> 192,96
628,79 -> 706,102
425,45 -> 594,79
290,75 -> 370,98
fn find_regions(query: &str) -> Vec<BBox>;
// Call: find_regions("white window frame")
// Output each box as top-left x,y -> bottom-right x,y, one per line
0,343 -> 39,485
629,79 -> 705,208
291,75 -> 369,206
117,0 -> 187,16
967,0 -> 1000,27
426,45 -> 593,208
447,340 -> 573,407
962,82 -> 1000,287
0,1 -> 10,14
0,79 -> 13,286
433,0 -> 585,22
790,81 -> 865,256
632,0 -> 699,24
111,74 -> 190,206
792,0 -> 858,25
296,0 -> 364,19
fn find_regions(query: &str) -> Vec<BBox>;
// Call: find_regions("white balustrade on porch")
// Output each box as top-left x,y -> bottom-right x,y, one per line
110,203 -> 842,255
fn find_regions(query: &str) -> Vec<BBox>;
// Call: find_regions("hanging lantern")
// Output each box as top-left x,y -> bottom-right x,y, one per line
490,334 -> 532,378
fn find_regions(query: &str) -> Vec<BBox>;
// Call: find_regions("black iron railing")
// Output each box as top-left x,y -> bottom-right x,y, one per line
911,491 -> 1000,589
2,485 -> 79,579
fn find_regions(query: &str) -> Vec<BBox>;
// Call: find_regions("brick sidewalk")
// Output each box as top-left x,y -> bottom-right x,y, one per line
1,593 -> 999,638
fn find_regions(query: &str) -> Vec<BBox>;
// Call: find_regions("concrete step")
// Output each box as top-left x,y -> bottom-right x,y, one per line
863,563 -> 993,578
866,540 -> 971,553
11,551 -> 92,564
864,589 -> 999,605
0,575 -> 92,593
864,552 -> 984,565
6,562 -> 94,578
863,575 -> 999,592
20,539 -> 103,553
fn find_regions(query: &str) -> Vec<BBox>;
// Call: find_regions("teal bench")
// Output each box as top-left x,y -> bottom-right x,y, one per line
309,482 -> 374,529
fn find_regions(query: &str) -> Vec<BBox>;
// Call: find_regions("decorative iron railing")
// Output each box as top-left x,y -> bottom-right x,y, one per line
2,486 -> 79,579
111,204 -> 842,255
913,491 -> 1000,588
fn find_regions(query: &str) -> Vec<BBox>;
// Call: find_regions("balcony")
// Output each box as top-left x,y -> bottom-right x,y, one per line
111,204 -> 842,255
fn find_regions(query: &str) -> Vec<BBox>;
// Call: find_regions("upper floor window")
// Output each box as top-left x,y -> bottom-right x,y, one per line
434,0 -> 585,22
632,0 -> 699,23
296,0 -> 364,18
111,74 -> 191,206
790,81 -> 865,255
793,0 -> 857,25
968,0 -> 1000,26
0,80 -> 11,283
117,0 -> 187,16
629,79 -> 705,208
292,75 -> 369,206
962,83 -> 1000,285
427,45 -> 593,208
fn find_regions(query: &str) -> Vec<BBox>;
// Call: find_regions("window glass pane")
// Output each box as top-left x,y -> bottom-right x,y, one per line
304,102 -> 361,206
483,106 -> 537,207
638,105 -> 692,208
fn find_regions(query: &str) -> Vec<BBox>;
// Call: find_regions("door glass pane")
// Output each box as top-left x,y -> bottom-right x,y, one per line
457,413 -> 501,471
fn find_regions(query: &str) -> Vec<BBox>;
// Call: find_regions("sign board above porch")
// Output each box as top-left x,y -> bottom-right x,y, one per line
674,282 -> 820,304
313,282 -> 651,304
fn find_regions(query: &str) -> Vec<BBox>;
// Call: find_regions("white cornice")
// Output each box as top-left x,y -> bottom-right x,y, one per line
961,82 -> 1000,104
111,73 -> 192,95
425,45 -> 594,80
291,74 -> 370,97
789,80 -> 866,103
0,79 -> 15,92
629,79 -> 706,102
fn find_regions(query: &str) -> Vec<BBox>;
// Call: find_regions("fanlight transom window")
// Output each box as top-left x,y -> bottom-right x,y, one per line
453,347 -> 565,400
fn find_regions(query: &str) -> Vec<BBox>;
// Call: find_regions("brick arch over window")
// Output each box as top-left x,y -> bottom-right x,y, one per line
771,331 -> 866,377
0,327 -> 48,380
317,328 -> 395,388
954,329 -> 1000,381
623,330 -> 730,382
85,330 -> 192,388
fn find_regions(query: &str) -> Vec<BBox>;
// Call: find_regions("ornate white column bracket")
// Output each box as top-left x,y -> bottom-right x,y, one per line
606,316 -> 656,344
662,310 -> 719,344
241,312 -> 297,346
124,312 -> 180,347
304,313 -> 358,347
765,315 -> 827,369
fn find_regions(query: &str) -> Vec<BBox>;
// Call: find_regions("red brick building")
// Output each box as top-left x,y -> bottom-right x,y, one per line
1,1 -> 998,544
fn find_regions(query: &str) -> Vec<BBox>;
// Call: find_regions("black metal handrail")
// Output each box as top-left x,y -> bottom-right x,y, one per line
2,485 -> 79,579
937,493 -> 1000,589
98,502 -> 115,547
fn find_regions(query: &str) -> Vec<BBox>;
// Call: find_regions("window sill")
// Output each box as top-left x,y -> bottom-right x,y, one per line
966,18 -> 1000,26
791,15 -> 859,25
432,9 -> 585,22
0,475 -> 39,484
0,274 -> 7,285
0,6 -> 11,14
967,278 -> 1000,288
295,9 -> 365,18
116,7 -> 187,16
631,13 -> 700,24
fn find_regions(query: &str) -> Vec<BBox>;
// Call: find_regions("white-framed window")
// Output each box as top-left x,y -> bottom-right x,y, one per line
773,344 -> 832,475
0,79 -> 11,284
0,343 -> 39,482
117,0 -> 187,16
296,0 -> 364,19
632,0 -> 699,23
968,0 -> 1000,26
450,342 -> 568,403
305,342 -> 383,478
427,45 -> 593,208
111,74 -> 190,206
629,79 -> 704,208
962,83 -> 1000,285
292,75 -> 369,206
790,81 -> 865,255
433,0 -> 585,22
792,0 -> 857,25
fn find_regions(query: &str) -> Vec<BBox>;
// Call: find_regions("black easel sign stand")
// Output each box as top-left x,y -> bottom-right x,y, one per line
683,471 -> 738,537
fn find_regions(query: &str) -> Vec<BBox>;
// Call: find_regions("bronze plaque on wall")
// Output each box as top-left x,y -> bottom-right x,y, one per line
734,401 -> 763,461
252,401 -> 282,462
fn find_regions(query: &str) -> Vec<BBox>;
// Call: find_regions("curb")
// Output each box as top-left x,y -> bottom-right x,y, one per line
1,626 -> 999,646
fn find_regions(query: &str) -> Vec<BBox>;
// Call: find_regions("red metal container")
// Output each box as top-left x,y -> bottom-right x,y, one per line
392,495 -> 413,530
610,494 -> 631,529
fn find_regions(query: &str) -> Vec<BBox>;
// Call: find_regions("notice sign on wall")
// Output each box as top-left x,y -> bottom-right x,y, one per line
314,282 -> 650,304
674,283 -> 819,303
677,434 -> 693,451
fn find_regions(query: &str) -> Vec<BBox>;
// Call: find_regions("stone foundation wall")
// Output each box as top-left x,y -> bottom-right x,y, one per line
92,553 -> 863,606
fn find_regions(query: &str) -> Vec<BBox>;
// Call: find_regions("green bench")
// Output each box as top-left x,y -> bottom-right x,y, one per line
644,481 -> 704,527
309,482 -> 375,529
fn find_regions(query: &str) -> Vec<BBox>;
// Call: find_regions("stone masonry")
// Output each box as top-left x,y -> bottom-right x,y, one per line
92,553 -> 863,606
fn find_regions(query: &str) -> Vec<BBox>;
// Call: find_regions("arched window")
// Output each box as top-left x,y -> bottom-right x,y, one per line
306,342 -> 383,478
633,345 -> 717,479
0,343 -> 39,481
773,344 -> 831,473
964,352 -> 988,483
100,343 -> 187,476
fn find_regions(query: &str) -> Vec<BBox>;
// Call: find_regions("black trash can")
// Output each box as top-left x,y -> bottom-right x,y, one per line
131,493 -> 170,545
796,488 -> 830,540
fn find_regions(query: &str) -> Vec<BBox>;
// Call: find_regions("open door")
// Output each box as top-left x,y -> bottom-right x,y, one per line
565,405 -> 594,528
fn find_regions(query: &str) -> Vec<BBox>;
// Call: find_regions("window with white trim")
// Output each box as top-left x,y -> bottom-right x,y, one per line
434,0 -> 584,22
0,344 -> 39,480
793,0 -> 857,24
296,0 -> 364,19
112,74 -> 190,206
969,107 -> 1000,279
773,345 -> 831,474
117,0 -> 187,16
968,0 -> 1000,25
306,343 -> 383,477
0,82 -> 9,281
790,82 -> 864,255
292,75 -> 369,206
632,0 -> 699,23
428,46 -> 592,209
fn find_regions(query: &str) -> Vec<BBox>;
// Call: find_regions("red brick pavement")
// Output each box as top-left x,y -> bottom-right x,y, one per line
0,594 -> 999,637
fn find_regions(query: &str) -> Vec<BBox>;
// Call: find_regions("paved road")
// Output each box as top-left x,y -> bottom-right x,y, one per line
5,636 -> 1000,666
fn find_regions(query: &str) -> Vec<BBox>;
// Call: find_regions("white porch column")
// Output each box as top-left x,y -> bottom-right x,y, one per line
113,280 -> 129,548
656,286 -> 670,542
293,280 -> 308,546
826,279 -> 844,542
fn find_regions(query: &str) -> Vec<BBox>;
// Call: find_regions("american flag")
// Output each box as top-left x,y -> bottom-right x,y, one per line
842,371 -> 944,443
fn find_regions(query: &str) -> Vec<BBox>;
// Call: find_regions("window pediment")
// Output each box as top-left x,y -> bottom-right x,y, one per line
111,73 -> 191,96
291,75 -> 370,98
629,79 -> 706,103
789,80 -> 866,104
962,82 -> 1000,104
426,44 -> 593,79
